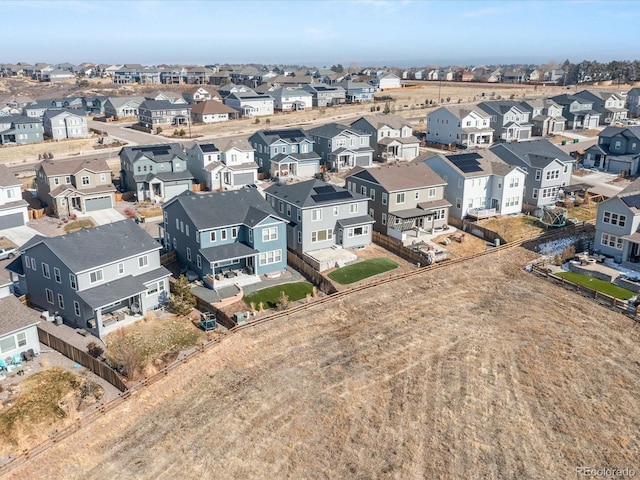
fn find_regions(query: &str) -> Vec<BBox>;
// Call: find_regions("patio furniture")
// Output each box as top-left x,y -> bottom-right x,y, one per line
0,358 -> 8,371
22,350 -> 35,362
12,353 -> 23,366
224,270 -> 235,279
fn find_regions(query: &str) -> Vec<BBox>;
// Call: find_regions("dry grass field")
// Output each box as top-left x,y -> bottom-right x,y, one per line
6,247 -> 640,479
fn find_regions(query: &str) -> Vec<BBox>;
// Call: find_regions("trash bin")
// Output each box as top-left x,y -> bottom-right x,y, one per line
54,315 -> 63,326
561,140 -> 567,145
494,238 -> 500,247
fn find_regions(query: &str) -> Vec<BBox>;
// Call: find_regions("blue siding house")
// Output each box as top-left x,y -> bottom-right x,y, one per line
161,189 -> 288,289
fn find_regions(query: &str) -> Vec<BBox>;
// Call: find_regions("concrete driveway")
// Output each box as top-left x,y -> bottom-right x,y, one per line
1,225 -> 41,246
84,208 -> 126,226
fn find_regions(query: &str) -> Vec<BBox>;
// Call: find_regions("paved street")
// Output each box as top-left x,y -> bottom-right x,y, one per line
88,120 -> 177,145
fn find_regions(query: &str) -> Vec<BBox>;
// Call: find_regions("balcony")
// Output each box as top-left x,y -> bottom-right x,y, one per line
467,207 -> 497,220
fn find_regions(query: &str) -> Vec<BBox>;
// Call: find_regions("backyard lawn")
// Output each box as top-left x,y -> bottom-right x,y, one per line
244,282 -> 315,309
328,258 -> 398,285
555,271 -> 635,300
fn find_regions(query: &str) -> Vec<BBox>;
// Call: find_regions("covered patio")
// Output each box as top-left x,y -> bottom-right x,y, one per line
200,243 -> 260,291
460,128 -> 494,147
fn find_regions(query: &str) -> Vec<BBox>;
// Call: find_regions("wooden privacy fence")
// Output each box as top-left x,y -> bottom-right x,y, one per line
194,295 -> 235,329
286,251 -> 338,295
447,216 -> 507,245
371,231 -> 424,265
160,250 -> 176,265
37,327 -> 128,392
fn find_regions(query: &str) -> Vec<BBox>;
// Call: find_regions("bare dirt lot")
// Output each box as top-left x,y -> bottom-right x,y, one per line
6,246 -> 640,479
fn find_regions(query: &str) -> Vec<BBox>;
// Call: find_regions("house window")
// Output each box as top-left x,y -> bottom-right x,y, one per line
81,176 -> 90,186
382,213 -> 387,225
262,227 -> 278,242
333,206 -> 339,216
180,221 -> 184,233
370,189 -> 375,201
42,263 -> 50,279
73,301 -> 81,317
221,229 -> 227,241
138,255 -> 149,268
197,255 -> 202,269
54,177 -> 60,186
176,218 -> 179,229
311,209 -> 322,221
279,202 -> 284,214
348,225 -> 369,237
185,225 -> 189,236
54,267 -> 61,283
311,229 -> 333,242
187,247 -> 192,261
361,186 -> 367,196
118,262 -> 125,275
89,269 -> 103,284
509,178 -> 519,188
173,238 -> 177,249
259,249 -> 282,266
46,288 -> 54,304
601,233 -> 623,250
146,282 -> 159,296
458,179 -> 463,188
396,192 -> 405,204
427,188 -> 436,198
69,273 -> 77,290
0,332 -> 27,354
57,294 -> 64,309
545,170 -> 559,180
350,204 -> 358,214
603,211 -> 626,227
297,209 -> 301,221
210,231 -> 216,242
100,173 -> 107,182
196,231 -> 200,242
249,229 -> 253,241
286,205 -> 291,217
298,231 -> 302,243
533,188 -> 538,199
231,227 -> 238,238
382,193 -> 388,205
535,170 -> 541,181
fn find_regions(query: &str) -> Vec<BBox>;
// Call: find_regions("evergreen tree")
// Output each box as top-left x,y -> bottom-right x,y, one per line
170,275 -> 195,316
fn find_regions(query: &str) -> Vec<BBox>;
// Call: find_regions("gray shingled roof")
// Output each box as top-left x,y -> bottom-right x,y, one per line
250,128 -> 312,146
0,164 -> 20,188
200,243 -> 258,264
307,122 -> 369,139
264,179 -> 367,208
76,275 -> 147,309
490,139 -> 575,168
0,296 -> 39,337
21,219 -> 160,273
120,143 -> 186,164
164,188 -> 283,231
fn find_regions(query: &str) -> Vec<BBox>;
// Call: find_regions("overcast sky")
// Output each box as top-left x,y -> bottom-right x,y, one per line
5,0 -> 639,67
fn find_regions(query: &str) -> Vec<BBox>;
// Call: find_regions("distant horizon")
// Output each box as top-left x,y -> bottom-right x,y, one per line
3,0 -> 639,67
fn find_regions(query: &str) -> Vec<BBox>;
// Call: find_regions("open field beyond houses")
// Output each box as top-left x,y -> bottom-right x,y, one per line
8,248 -> 640,479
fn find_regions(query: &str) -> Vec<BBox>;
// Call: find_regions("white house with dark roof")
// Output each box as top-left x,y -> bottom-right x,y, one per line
0,164 -> 28,229
0,295 -> 40,361
351,115 -> 420,162
269,87 -> 313,111
301,84 -> 346,107
264,180 -> 373,266
6,219 -> 170,340
575,90 -> 628,125
370,72 -> 401,90
519,99 -> 566,137
427,105 -> 494,148
224,92 -> 274,117
490,139 -> 575,207
549,94 -> 601,130
119,143 -> 194,202
103,96 -> 146,119
477,100 -> 533,141
160,189 -> 287,289
422,150 -> 526,219
185,138 -> 258,191
43,109 -> 88,140
307,123 -> 374,171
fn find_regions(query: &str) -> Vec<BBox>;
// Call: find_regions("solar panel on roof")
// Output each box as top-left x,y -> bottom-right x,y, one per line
447,152 -> 484,173
200,144 -> 218,153
313,185 -> 335,194
311,191 -> 353,203
622,193 -> 640,209
265,129 -> 306,139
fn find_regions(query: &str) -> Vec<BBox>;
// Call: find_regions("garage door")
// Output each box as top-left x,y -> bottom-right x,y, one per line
85,196 -> 113,212
234,172 -> 255,186
0,212 -> 25,229
297,163 -> 317,178
355,155 -> 370,167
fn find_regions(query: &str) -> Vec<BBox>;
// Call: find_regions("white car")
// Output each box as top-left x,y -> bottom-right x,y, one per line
0,247 -> 16,260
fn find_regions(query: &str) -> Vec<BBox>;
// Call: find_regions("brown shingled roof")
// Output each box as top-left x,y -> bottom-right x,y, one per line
0,296 -> 39,336
39,157 -> 111,177
191,100 -> 237,116
351,162 -> 445,192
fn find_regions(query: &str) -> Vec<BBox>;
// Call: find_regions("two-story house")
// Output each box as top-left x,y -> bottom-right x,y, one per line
370,72 -> 401,90
0,115 -> 43,145
264,180 -> 373,260
575,90 -> 628,125
0,164 -> 28,229
160,189 -> 287,288
301,84 -> 346,107
345,162 -> 449,241
103,96 -> 146,119
250,128 -> 320,179
593,177 -> 640,266
490,139 -> 575,207
337,81 -> 375,103
8,220 -> 169,340
138,100 -> 190,128
224,92 -> 274,117
550,94 -> 601,130
625,87 -> 640,118
583,126 -> 640,174
42,109 -> 88,140
185,138 -> 258,191
182,86 -> 219,104
268,87 -> 313,111
519,99 -> 566,137
477,100 -> 533,141
119,143 -> 194,202
422,150 -> 526,219
426,106 -> 494,148
307,123 -> 374,171
351,115 -> 420,162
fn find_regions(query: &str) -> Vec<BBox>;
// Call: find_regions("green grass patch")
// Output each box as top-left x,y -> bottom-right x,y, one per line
555,271 -> 635,300
328,258 -> 398,285
244,282 -> 314,309
63,218 -> 95,233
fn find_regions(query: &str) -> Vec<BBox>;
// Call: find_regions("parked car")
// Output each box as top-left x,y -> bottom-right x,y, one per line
0,247 -> 16,260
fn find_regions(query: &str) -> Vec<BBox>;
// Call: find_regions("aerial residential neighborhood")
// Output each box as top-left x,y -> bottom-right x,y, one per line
1,0 -> 640,478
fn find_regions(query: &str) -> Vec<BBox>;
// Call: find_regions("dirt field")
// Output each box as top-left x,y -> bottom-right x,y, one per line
6,246 -> 640,479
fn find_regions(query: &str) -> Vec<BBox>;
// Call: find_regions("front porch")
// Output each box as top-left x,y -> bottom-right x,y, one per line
461,130 -> 493,147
